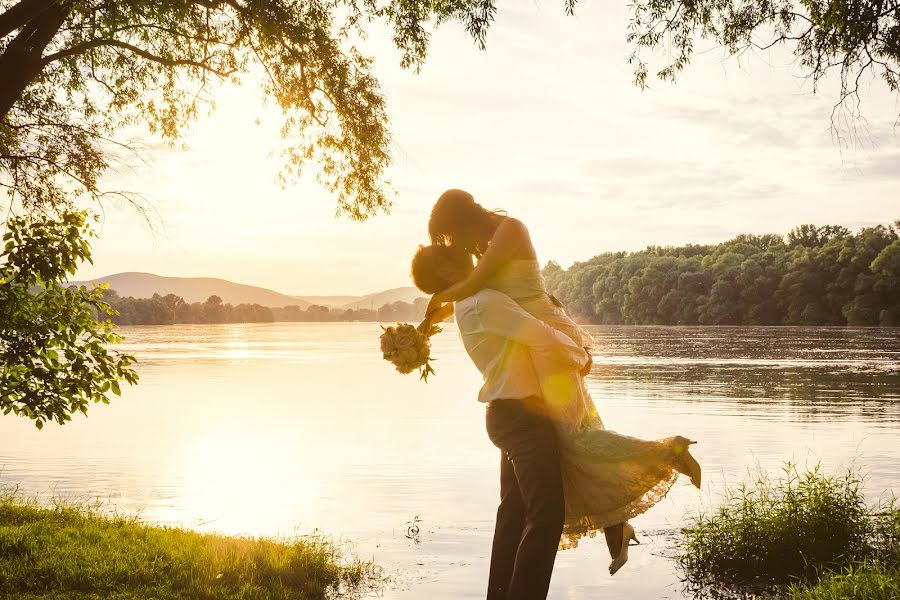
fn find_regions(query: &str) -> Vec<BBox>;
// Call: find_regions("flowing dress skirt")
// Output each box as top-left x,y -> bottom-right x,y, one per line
517,294 -> 687,549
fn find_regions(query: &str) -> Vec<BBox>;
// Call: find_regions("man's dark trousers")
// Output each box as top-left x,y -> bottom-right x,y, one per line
485,397 -> 565,600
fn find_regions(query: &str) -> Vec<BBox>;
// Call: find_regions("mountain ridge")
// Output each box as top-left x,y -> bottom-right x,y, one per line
69,272 -> 424,309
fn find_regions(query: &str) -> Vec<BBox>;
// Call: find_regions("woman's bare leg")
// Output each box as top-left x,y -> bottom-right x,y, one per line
603,523 -> 624,559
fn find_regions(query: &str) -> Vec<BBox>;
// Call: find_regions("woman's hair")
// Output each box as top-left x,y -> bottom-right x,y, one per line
428,189 -> 504,256
410,244 -> 472,294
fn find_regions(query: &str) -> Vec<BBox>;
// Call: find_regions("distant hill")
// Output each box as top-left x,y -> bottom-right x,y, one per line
340,287 -> 426,310
69,272 -> 425,309
299,295 -> 362,307
70,272 -> 311,308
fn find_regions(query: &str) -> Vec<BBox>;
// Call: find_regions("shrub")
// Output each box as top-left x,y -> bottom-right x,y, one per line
679,463 -> 878,593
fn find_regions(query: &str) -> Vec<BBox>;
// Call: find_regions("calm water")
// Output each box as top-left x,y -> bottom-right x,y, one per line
1,324 -> 899,599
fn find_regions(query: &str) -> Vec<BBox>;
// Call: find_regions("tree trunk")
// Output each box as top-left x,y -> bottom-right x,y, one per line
0,0 -> 55,38
0,0 -> 71,120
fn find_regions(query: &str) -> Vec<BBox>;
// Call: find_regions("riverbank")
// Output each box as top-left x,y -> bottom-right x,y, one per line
0,487 -> 380,599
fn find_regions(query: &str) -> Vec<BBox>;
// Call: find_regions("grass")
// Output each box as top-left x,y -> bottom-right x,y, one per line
783,563 -> 900,600
0,486 -> 382,600
678,463 -> 899,597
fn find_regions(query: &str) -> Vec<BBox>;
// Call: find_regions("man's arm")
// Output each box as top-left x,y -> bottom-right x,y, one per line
549,293 -> 596,350
471,291 -> 589,373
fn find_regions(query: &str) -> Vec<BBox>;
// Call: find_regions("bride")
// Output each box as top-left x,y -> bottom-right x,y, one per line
418,189 -> 702,575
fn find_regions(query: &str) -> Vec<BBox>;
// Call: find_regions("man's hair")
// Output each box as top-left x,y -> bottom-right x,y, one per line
410,244 -> 471,294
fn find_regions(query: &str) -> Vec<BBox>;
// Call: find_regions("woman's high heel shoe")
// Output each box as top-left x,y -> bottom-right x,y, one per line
681,449 -> 702,489
673,437 -> 702,489
608,522 -> 639,576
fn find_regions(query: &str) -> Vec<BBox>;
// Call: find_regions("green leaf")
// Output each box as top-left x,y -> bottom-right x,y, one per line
1,211 -> 138,426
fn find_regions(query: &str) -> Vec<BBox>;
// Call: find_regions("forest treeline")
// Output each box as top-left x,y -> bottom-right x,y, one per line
543,223 -> 900,326
102,290 -> 428,325
100,222 -> 899,327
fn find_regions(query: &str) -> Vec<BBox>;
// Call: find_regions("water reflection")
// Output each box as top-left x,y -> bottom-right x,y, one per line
0,323 -> 897,599
174,423 -> 321,533
590,326 -> 900,424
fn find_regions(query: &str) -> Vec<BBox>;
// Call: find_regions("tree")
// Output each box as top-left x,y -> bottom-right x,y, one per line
0,0 -> 499,219
201,294 -> 224,323
544,222 -> 899,326
788,225 -> 850,248
0,210 -> 138,428
0,0 -> 501,426
621,0 -> 900,124
871,239 -> 900,324
306,303 -> 331,322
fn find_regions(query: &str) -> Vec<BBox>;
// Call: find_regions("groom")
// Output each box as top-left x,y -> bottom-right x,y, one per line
412,245 -> 591,600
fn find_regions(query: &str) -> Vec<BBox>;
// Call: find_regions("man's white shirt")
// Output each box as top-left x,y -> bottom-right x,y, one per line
454,288 -> 589,404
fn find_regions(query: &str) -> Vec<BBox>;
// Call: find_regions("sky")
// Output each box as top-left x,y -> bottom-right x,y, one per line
76,1 -> 900,296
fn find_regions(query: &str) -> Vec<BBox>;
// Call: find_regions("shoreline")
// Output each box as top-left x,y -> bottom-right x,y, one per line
0,489 -> 382,599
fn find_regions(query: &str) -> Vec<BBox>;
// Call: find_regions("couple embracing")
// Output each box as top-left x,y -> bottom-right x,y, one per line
410,189 -> 702,600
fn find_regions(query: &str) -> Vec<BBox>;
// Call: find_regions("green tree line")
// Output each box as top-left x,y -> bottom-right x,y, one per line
275,298 -> 428,323
543,223 -> 900,326
103,291 -> 428,325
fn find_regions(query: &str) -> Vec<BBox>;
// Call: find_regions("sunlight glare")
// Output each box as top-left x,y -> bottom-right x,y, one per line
176,423 -> 316,537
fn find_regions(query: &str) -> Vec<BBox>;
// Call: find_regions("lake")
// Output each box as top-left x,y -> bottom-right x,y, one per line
1,323 -> 898,599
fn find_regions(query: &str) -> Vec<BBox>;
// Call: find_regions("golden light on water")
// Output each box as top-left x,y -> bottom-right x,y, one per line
176,423 -> 316,536
222,335 -> 255,360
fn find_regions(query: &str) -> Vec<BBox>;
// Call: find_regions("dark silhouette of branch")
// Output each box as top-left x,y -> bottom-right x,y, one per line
0,0 -> 54,38
0,0 -> 73,117
41,38 -> 237,77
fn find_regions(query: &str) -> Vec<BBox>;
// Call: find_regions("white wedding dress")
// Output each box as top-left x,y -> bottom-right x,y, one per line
486,259 -> 691,549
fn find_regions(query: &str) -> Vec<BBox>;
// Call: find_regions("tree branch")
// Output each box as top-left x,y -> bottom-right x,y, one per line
0,0 -> 72,118
41,38 -> 237,77
0,0 -> 54,39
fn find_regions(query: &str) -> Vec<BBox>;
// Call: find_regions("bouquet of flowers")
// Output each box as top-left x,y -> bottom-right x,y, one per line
380,323 -> 437,382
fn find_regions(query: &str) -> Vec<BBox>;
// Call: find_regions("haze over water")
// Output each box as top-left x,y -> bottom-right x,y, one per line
1,323 -> 898,599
